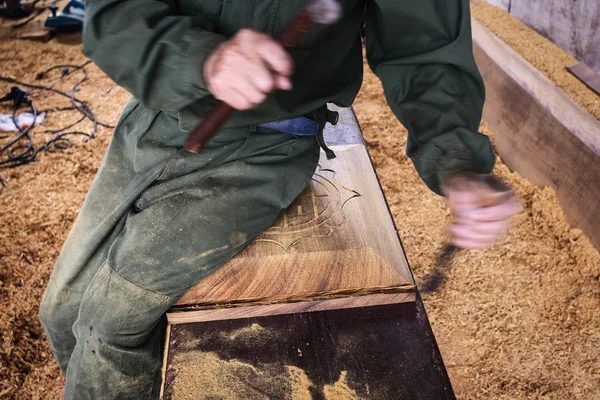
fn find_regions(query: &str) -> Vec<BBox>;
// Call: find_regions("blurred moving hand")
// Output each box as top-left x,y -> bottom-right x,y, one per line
204,29 -> 293,110
444,174 -> 522,249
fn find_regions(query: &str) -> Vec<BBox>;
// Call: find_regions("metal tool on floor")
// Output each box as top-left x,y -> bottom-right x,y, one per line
44,0 -> 84,32
18,0 -> 85,41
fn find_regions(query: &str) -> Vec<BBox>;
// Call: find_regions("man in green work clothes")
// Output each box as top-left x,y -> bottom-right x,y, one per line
39,0 -> 520,398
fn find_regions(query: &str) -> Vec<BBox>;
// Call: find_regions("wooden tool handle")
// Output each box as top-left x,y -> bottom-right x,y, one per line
448,173 -> 512,207
471,175 -> 513,208
422,174 -> 514,292
184,103 -> 233,153
183,8 -> 315,154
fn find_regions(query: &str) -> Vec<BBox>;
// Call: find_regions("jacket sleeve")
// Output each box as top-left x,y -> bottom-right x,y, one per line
365,0 -> 495,195
83,0 -> 226,111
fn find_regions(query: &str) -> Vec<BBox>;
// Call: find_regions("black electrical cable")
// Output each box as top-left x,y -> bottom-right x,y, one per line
0,72 -> 113,129
39,106 -> 78,114
0,61 -> 115,193
44,114 -> 85,134
0,94 -> 39,168
44,130 -> 94,152
10,8 -> 45,29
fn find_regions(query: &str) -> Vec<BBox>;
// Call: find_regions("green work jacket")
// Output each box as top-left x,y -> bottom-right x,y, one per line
83,0 -> 495,194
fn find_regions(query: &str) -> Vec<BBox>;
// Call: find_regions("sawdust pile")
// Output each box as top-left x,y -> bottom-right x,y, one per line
471,0 -> 600,120
172,351 -> 318,400
1,6 -> 600,400
323,371 -> 361,400
288,365 -> 313,400
170,351 -> 314,400
354,50 -> 600,400
226,323 -> 268,342
170,327 -> 358,399
170,350 -> 360,399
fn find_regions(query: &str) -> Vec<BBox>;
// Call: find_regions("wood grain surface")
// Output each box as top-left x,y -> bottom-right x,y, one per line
175,138 -> 414,307
161,110 -> 450,399
472,18 -> 600,251
168,292 -> 416,324
162,300 -> 455,400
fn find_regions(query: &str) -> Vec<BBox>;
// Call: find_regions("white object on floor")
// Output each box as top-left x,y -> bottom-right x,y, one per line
0,112 -> 46,132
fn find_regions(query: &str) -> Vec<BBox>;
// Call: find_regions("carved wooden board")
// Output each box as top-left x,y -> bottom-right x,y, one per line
161,108 -> 450,400
174,110 -> 415,308
472,18 -> 600,251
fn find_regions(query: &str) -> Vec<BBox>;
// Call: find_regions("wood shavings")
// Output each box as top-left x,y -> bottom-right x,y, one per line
323,371 -> 361,400
0,28 -> 129,399
354,52 -> 600,399
170,351 -> 314,400
471,0 -> 600,120
288,366 -> 313,400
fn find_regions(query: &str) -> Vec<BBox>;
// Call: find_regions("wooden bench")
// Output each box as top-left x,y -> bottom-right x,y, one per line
472,18 -> 600,251
161,106 -> 455,400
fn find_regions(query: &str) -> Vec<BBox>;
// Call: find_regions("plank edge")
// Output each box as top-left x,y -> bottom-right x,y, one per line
471,17 -> 600,154
159,323 -> 171,400
167,292 -> 416,325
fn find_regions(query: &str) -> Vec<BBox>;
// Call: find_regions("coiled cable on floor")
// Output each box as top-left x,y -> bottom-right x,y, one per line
0,60 -> 114,194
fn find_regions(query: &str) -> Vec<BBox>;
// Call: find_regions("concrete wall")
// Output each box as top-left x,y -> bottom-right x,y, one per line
482,0 -> 600,73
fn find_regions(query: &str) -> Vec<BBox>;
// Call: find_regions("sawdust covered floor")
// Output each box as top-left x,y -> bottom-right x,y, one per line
1,11 -> 600,400
355,67 -> 600,399
0,27 -> 130,398
354,10 -> 600,398
471,0 -> 600,120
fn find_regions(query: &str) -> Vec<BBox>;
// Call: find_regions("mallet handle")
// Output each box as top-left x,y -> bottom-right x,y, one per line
184,9 -> 314,153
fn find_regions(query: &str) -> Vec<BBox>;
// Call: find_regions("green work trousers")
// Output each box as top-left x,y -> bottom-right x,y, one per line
38,99 -> 320,399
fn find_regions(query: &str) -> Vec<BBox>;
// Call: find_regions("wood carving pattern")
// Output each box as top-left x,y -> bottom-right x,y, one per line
256,165 -> 361,251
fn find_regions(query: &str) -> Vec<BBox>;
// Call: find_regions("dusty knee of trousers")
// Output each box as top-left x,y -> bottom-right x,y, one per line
39,284 -> 77,331
38,296 -> 56,329
76,262 -> 174,347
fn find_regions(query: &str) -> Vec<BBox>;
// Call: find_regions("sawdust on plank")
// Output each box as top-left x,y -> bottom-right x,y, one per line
288,365 -> 313,400
169,348 -> 359,400
226,322 -> 267,341
323,371 -> 361,400
170,351 -> 313,400
471,0 -> 600,120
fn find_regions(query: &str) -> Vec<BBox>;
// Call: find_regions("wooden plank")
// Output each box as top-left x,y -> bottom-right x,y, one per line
175,138 -> 414,307
471,18 -> 600,251
567,62 -> 600,96
162,300 -> 455,400
472,18 -> 600,154
175,249 -> 414,308
18,29 -> 54,42
163,108 -> 451,399
159,323 -> 171,400
168,292 -> 416,324
325,104 -> 365,146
